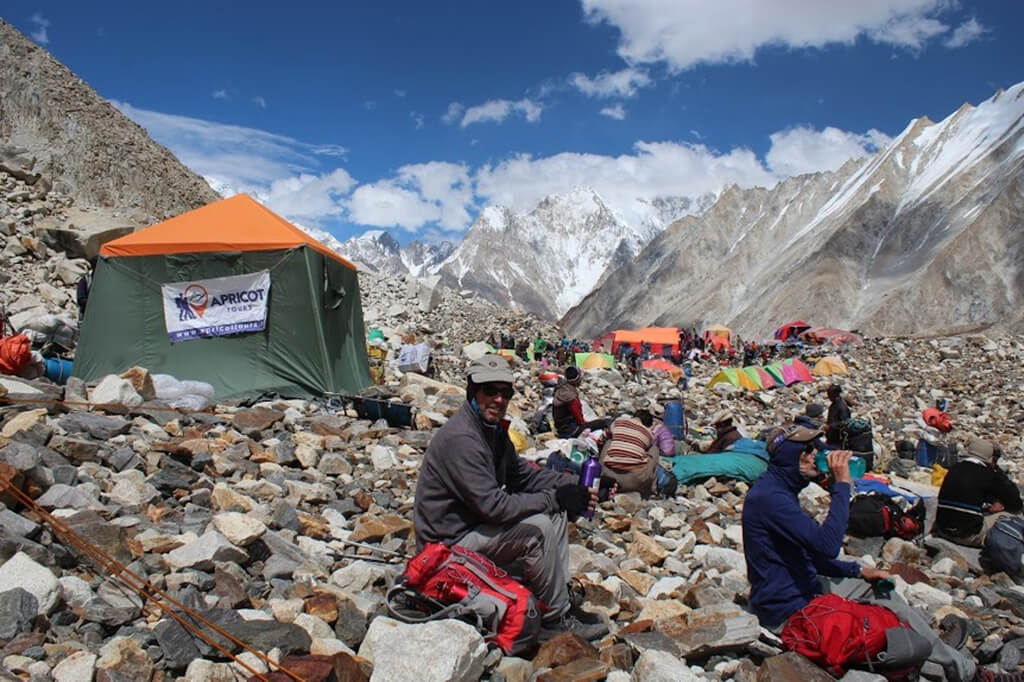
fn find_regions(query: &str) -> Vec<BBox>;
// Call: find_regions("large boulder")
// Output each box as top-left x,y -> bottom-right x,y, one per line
357,617 -> 487,682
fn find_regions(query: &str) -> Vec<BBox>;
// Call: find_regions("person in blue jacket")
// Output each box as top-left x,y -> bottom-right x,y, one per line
743,425 -> 885,628
743,424 -> 996,682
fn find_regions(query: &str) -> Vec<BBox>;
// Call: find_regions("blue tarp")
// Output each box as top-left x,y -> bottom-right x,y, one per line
854,478 -> 922,502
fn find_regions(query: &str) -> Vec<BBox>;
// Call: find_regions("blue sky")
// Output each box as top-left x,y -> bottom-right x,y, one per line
8,1 -> 1024,243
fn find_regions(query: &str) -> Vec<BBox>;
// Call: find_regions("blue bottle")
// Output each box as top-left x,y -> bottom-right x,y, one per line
816,451 -> 866,479
579,454 -> 602,520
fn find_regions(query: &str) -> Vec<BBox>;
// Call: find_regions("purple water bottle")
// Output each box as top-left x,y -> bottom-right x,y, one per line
579,453 -> 602,520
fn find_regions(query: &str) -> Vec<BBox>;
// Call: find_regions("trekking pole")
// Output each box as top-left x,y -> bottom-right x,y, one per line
335,538 -> 410,560
336,553 -> 401,564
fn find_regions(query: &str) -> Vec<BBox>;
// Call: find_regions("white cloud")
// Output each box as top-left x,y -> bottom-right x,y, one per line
442,102 -> 465,124
347,183 -> 439,229
212,89 -> 229,100
347,162 -> 474,231
261,169 -> 357,221
460,98 -> 544,127
868,15 -> 948,50
364,100 -> 377,110
944,17 -> 988,48
394,89 -> 407,98
113,101 -> 351,221
600,104 -> 627,120
765,125 -> 891,177
411,111 -> 424,129
28,12 -> 50,44
570,68 -> 651,98
581,0 -> 962,71
252,96 -> 267,109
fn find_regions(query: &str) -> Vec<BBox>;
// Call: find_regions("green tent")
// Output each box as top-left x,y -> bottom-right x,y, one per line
73,195 -> 370,400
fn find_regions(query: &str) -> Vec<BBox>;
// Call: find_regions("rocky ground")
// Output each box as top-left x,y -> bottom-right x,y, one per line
5,150 -> 1024,682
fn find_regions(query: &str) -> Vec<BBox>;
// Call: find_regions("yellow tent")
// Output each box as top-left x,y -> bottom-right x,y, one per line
707,368 -> 760,391
575,352 -> 616,369
812,356 -> 848,376
705,324 -> 732,339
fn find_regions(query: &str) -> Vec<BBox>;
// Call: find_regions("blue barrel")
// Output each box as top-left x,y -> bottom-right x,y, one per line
916,439 -> 937,468
664,400 -> 685,439
44,358 -> 73,385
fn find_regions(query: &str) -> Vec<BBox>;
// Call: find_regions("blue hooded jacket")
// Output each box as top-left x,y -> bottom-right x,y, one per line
742,437 -> 861,627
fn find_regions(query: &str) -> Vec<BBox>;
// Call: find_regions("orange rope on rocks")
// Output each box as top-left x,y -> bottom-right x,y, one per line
0,473 -> 308,682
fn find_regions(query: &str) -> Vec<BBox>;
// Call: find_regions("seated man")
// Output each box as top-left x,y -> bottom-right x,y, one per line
552,366 -> 609,438
795,403 -> 825,430
413,354 -> 608,641
600,410 -> 677,498
743,425 -> 993,681
689,411 -> 742,453
936,438 -> 1022,547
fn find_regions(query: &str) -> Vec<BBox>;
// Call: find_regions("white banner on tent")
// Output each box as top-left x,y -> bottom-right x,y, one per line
161,271 -> 271,342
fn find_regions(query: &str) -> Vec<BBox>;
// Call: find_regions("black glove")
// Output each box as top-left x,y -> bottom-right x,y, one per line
555,483 -> 590,517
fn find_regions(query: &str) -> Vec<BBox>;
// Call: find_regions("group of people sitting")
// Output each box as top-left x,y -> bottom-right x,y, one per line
412,354 -> 1024,680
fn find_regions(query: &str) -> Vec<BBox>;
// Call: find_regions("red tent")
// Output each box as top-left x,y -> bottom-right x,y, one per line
774,320 -> 811,341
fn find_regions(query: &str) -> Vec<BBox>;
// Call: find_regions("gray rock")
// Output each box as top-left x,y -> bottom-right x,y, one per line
95,635 -> 154,682
51,651 -> 97,682
154,618 -> 202,670
57,412 -> 132,440
0,552 -> 60,614
165,531 -> 248,571
358,616 -> 487,682
631,649 -> 703,681
34,483 -> 103,511
0,506 -> 40,539
0,588 -> 38,639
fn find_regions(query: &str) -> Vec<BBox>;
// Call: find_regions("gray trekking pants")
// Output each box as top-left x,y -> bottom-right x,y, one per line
456,512 -> 570,620
822,577 -> 976,682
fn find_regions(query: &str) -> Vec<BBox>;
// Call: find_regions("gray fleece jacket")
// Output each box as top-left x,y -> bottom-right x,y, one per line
414,401 -> 565,548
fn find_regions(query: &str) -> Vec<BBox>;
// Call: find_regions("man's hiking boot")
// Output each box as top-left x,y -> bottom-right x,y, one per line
539,613 -> 609,642
567,578 -> 586,611
938,614 -> 968,650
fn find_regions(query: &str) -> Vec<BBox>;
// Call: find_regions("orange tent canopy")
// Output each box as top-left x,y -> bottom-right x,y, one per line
100,194 -> 356,270
638,327 -> 679,347
613,329 -> 644,345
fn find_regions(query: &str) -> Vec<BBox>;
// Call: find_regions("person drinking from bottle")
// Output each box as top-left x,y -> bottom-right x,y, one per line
742,424 -> 998,681
413,354 -> 608,641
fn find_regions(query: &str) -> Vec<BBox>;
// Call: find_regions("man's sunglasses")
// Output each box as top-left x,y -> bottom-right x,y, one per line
480,384 -> 514,399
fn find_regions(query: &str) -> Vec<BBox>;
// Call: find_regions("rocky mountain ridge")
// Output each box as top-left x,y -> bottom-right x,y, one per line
0,20 -> 218,226
563,83 -> 1024,339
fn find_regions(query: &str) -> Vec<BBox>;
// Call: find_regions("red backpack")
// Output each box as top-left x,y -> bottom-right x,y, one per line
922,408 -> 953,433
386,543 -> 545,655
781,594 -> 924,678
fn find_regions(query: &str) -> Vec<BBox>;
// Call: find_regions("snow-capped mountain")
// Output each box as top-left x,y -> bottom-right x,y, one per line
437,187 -> 681,320
563,83 -> 1024,338
333,230 -> 455,277
401,239 -> 456,277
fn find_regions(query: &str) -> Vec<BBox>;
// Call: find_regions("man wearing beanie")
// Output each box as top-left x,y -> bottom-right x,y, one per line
936,437 -> 1022,547
743,425 -> 983,680
552,365 -> 609,438
414,354 -> 608,641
